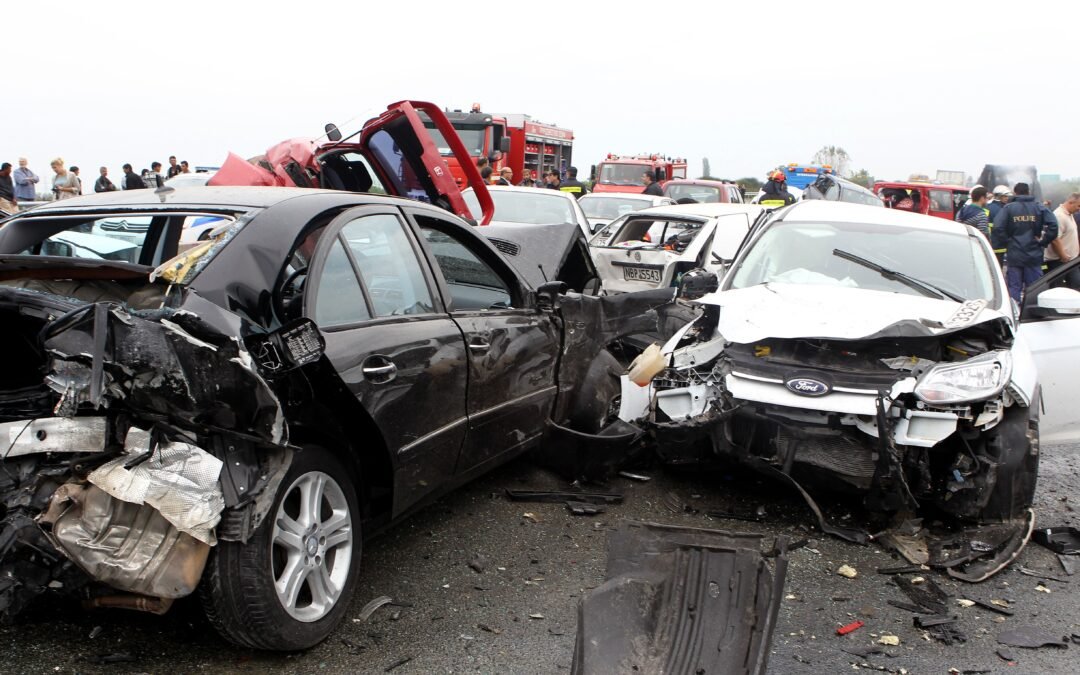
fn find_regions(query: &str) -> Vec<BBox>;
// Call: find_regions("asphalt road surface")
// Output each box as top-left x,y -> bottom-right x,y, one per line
2,444 -> 1078,674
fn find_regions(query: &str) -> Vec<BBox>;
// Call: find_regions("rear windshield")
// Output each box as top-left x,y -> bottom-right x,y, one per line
0,209 -> 243,275
604,216 -> 705,252
664,184 -> 724,203
580,196 -> 653,220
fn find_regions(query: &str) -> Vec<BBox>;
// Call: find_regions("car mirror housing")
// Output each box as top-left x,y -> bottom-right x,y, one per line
677,268 -> 719,301
1036,286 -> 1080,314
536,281 -> 569,312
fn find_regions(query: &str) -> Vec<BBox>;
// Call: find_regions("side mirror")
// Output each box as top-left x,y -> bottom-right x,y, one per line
536,280 -> 569,312
500,137 -> 511,153
590,164 -> 597,181
324,123 -> 342,142
1036,286 -> 1080,314
677,268 -> 718,301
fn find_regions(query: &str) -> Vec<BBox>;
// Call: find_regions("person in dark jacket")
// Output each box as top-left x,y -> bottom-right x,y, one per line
122,164 -> 146,190
992,182 -> 1057,301
545,170 -> 561,190
641,170 -> 663,196
559,166 -> 589,199
495,167 -> 513,186
759,171 -> 795,207
955,185 -> 990,239
94,166 -> 117,193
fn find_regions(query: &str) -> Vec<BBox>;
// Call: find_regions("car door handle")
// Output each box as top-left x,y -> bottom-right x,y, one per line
468,339 -> 490,352
361,355 -> 397,382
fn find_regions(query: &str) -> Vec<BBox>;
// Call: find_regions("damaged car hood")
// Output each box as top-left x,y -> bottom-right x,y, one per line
701,283 -> 1009,343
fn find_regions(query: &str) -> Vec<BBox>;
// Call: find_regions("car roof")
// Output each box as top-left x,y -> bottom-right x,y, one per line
579,192 -> 660,201
12,186 -> 429,214
465,185 -> 577,200
664,179 -> 732,188
629,203 -> 764,219
874,181 -> 968,191
780,199 -> 968,233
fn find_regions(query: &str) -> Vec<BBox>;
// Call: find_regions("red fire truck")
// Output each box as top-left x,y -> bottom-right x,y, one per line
420,105 -> 573,187
591,154 -> 688,194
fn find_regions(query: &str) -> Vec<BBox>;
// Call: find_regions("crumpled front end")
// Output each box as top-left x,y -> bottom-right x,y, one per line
629,308 -> 1037,581
0,284 -> 305,618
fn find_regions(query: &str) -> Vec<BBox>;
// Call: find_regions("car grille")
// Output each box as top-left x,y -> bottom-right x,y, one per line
488,238 -> 520,257
777,429 -> 877,479
97,219 -> 149,233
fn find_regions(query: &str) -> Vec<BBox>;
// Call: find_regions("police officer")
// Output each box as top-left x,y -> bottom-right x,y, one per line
559,166 -> 589,199
759,171 -> 795,207
992,182 -> 1057,302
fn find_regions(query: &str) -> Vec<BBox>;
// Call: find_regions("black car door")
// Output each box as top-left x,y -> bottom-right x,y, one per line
304,205 -> 469,517
405,207 -> 560,475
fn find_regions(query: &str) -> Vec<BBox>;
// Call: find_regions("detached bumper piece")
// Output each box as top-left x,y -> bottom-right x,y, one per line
572,521 -> 788,675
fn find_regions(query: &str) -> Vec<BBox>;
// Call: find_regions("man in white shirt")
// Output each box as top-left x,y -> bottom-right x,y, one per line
1046,191 -> 1080,288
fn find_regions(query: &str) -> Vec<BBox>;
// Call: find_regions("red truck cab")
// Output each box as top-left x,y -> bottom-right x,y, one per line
209,100 -> 494,225
872,181 -> 970,221
592,154 -> 688,194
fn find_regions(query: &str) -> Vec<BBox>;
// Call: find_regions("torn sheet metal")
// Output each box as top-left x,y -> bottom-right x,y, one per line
572,521 -> 787,675
41,482 -> 209,599
0,417 -> 106,458
41,302 -> 288,445
87,428 -> 224,545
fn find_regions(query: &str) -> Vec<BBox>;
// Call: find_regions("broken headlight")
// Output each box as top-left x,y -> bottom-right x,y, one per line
914,350 -> 1012,404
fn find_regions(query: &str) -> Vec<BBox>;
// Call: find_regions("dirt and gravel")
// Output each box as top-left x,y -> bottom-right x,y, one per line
2,444 -> 1078,674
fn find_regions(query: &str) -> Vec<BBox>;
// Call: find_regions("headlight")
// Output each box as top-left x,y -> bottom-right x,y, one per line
914,350 -> 1012,404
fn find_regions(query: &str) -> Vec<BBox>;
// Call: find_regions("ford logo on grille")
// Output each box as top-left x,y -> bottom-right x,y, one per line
785,377 -> 830,396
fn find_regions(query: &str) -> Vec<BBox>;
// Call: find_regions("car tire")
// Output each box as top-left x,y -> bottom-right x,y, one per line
978,397 -> 1040,522
200,446 -> 361,650
565,348 -> 622,433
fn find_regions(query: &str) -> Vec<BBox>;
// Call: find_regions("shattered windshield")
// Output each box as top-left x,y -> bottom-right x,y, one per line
599,163 -> 646,186
727,221 -> 998,303
605,217 -> 704,251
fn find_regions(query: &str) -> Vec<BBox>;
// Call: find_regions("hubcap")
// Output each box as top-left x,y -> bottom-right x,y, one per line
271,470 -> 353,622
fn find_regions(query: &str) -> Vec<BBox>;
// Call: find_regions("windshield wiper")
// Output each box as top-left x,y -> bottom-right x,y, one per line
832,248 -> 964,302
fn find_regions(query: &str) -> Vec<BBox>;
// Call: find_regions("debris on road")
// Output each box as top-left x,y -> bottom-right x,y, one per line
914,615 -> 966,645
1032,526 -> 1080,555
523,512 -> 540,523
996,627 -> 1069,649
566,501 -> 606,516
467,556 -> 487,574
837,564 -> 858,578
893,575 -> 948,615
960,596 -> 1014,616
357,596 -> 394,622
877,634 -> 901,646
504,489 -> 623,505
1035,584 -> 1051,593
384,656 -> 413,672
877,565 -> 926,575
617,471 -> 652,482
572,521 -> 787,675
529,613 -> 545,620
956,599 -> 975,608
1017,566 -> 1069,583
836,620 -> 864,636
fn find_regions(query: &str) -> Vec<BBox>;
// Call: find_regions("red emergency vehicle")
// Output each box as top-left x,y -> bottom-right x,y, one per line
591,154 -> 688,194
420,105 -> 573,187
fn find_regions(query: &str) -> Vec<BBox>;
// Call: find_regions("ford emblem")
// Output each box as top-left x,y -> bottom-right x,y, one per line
785,377 -> 830,396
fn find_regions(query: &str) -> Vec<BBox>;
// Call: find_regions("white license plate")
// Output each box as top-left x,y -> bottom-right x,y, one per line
622,266 -> 662,283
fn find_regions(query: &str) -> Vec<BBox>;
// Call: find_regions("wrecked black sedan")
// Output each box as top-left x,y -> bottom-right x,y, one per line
0,186 -> 670,650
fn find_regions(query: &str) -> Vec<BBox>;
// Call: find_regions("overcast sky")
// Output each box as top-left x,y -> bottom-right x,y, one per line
5,1 -> 1077,187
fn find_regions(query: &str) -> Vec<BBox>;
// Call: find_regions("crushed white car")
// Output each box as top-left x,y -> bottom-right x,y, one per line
590,204 -> 764,294
622,200 -> 1080,581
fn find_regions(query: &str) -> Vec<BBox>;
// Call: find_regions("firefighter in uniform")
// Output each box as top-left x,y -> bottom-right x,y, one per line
759,171 -> 795,207
559,166 -> 589,199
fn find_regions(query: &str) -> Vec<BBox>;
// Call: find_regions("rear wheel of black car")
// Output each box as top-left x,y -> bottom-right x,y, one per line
201,446 -> 361,650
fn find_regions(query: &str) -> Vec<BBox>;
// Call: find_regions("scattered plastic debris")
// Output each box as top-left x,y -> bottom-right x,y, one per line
523,512 -> 540,523
529,613 -> 545,620
1017,566 -> 1069,583
468,556 -> 487,574
357,596 -> 394,622
996,647 -> 1018,663
914,614 -> 966,645
566,501 -> 606,516
877,634 -> 900,646
997,627 -> 1069,649
1035,584 -> 1051,594
877,565 -> 925,575
837,565 -> 858,578
505,489 -> 623,505
837,620 -> 864,636
956,599 -> 975,608
384,656 -> 413,672
1032,527 -> 1080,555
617,471 -> 651,482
